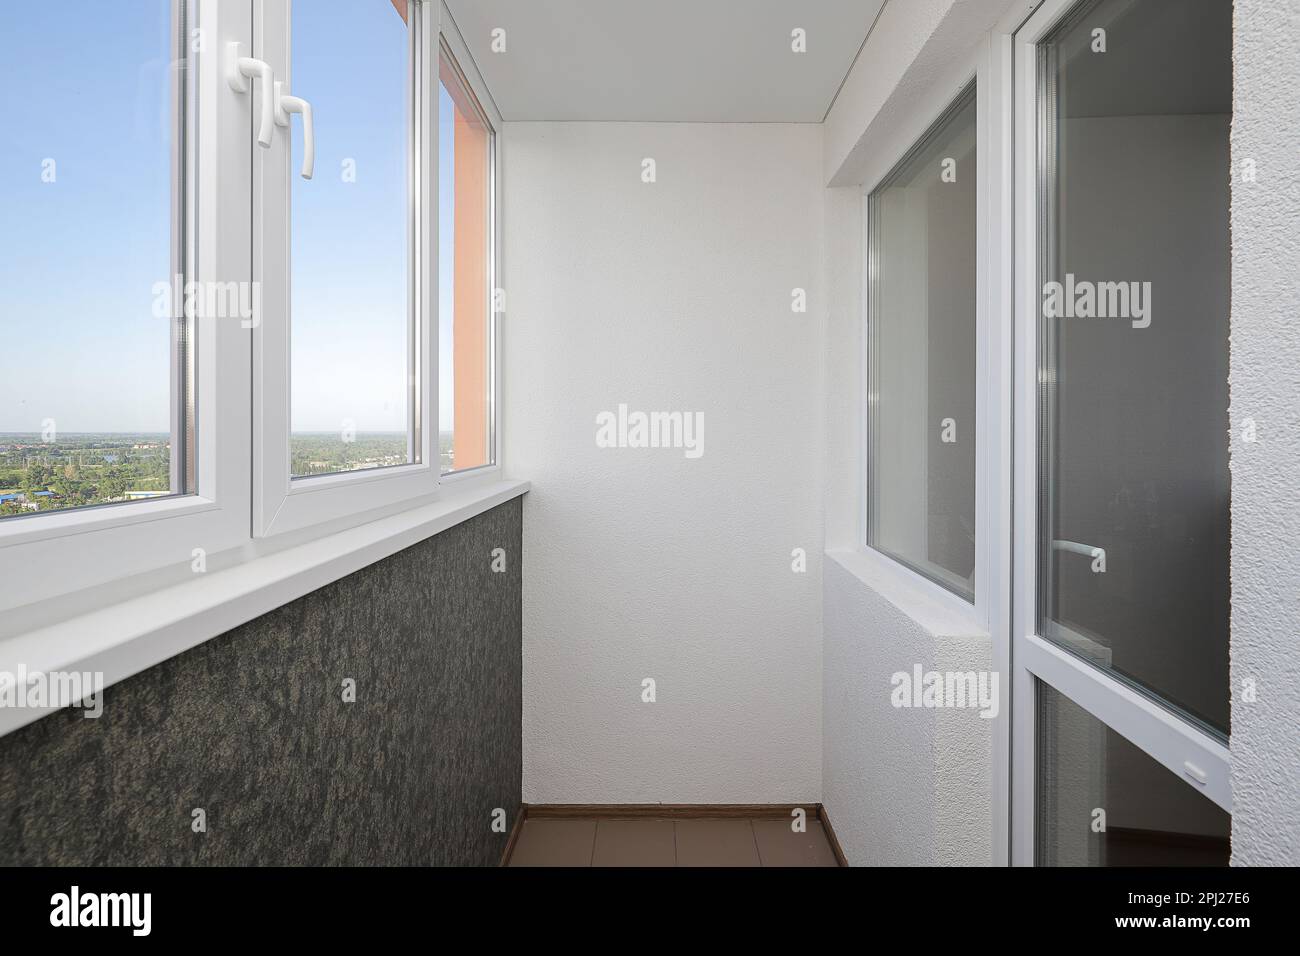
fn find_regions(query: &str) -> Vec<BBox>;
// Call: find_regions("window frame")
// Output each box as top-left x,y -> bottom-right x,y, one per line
864,81 -> 980,603
859,49 -> 1007,636
249,0 -> 503,538
857,33 -> 1015,865
251,0 -> 440,538
1008,0 -> 1233,866
0,0 -> 253,622
436,2 -> 503,484
0,0 -> 518,673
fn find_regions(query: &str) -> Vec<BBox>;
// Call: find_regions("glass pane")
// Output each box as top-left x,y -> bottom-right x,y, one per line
290,0 -> 413,478
868,86 -> 976,599
438,46 -> 494,474
0,0 -> 188,519
1037,682 -> 1229,865
1037,0 -> 1231,733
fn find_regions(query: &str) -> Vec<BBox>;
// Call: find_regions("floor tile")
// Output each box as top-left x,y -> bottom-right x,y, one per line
752,818 -> 839,867
674,819 -> 760,867
592,819 -> 676,867
507,819 -> 596,867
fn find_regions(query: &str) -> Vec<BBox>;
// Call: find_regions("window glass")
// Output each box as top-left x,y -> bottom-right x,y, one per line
438,45 -> 494,474
290,0 -> 414,477
1036,0 -> 1232,734
0,0 -> 188,518
1037,682 -> 1229,865
867,86 -> 977,599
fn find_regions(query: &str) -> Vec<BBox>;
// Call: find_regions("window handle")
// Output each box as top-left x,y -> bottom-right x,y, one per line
224,42 -> 275,148
274,81 -> 315,180
1053,539 -> 1106,563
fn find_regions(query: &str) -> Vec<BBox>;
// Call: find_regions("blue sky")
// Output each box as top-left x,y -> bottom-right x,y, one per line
0,0 -> 456,434
1,1 -> 173,433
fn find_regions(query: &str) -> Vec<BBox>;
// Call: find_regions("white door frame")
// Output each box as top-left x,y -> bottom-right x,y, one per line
1007,0 -> 1232,866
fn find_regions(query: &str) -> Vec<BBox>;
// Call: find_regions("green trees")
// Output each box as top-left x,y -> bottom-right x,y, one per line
0,434 -> 173,517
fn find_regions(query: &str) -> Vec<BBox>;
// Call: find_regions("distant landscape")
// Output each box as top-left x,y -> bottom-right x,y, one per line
0,433 -> 171,518
289,432 -> 456,475
0,431 -> 455,519
290,432 -> 409,477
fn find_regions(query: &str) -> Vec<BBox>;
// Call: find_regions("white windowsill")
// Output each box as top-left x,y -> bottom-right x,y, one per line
825,547 -> 987,639
0,478 -> 529,739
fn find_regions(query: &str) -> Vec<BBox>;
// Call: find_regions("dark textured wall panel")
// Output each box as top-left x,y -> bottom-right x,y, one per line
0,497 -> 522,866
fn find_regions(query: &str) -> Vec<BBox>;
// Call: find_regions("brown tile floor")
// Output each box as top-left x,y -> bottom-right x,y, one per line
507,815 -> 840,867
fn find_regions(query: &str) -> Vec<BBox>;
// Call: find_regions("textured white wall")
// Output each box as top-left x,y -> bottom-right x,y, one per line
823,0 -> 952,186
824,0 -> 1018,187
1229,0 -> 1300,866
504,122 -> 825,804
824,553 -> 993,865
822,187 -> 862,553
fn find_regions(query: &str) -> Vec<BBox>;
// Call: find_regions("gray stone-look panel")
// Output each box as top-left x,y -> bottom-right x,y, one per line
0,498 -> 522,866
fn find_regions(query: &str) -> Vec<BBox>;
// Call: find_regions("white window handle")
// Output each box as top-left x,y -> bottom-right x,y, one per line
1053,538 -> 1106,568
274,81 -> 315,181
224,42 -> 275,148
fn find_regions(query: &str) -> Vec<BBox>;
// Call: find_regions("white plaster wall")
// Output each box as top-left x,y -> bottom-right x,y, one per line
504,122 -> 825,803
823,552 -> 993,865
822,186 -> 862,553
824,0 -> 1018,187
1228,0 -> 1300,866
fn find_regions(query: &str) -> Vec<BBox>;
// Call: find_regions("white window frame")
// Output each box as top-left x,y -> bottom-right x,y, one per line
252,0 -> 438,537
250,0 -> 503,538
858,33 -> 1015,865
0,0 -> 253,624
1008,0 -> 1232,866
864,80 -> 979,604
437,0 -> 505,485
0,0 -> 523,736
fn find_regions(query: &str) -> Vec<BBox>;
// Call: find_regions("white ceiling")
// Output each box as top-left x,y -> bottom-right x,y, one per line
443,0 -> 886,122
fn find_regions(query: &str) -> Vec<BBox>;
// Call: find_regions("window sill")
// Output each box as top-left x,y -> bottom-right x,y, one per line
825,547 -> 987,639
0,478 -> 529,739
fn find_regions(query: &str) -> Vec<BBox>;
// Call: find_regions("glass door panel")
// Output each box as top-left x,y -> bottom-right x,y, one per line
1014,0 -> 1234,865
1037,0 -> 1232,735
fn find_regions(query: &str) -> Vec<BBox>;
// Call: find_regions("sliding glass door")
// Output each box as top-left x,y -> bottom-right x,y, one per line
1012,0 -> 1233,865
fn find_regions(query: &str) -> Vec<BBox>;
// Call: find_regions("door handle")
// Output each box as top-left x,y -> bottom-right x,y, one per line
1052,539 -> 1106,568
224,42 -> 275,148
274,81 -> 315,180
